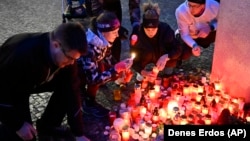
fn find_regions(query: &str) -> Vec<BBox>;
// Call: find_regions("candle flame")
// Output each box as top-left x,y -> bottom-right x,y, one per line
131,53 -> 136,59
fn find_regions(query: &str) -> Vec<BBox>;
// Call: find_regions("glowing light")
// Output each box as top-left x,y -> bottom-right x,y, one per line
131,52 -> 136,60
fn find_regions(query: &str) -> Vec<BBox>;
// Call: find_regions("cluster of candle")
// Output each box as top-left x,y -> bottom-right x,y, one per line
105,69 -> 249,141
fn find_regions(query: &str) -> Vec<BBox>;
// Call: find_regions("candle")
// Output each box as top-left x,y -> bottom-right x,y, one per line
246,116 -> 250,122
198,83 -> 204,93
204,114 -> 212,125
113,118 -> 125,133
202,105 -> 209,115
140,106 -> 147,117
154,85 -> 160,93
122,129 -> 130,141
214,80 -> 221,91
180,115 -> 188,125
159,108 -> 167,122
183,84 -> 190,96
144,123 -> 152,135
149,88 -> 156,100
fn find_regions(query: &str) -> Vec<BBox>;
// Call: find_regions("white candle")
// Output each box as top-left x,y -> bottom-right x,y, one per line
122,130 -> 130,141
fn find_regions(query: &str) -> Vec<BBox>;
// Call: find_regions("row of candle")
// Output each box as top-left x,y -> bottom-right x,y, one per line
107,69 -> 249,140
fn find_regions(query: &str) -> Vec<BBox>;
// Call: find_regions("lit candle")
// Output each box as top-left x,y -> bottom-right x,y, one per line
140,106 -> 147,117
202,105 -> 209,115
144,123 -> 152,135
122,129 -> 130,141
148,88 -> 156,100
159,108 -> 167,122
131,52 -> 136,60
246,116 -> 250,122
183,84 -> 190,96
214,80 -> 221,91
154,85 -> 160,93
204,114 -> 212,125
196,92 -> 203,102
180,115 -> 188,125
198,83 -> 204,93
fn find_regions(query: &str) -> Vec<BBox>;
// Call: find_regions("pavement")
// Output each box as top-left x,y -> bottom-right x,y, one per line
0,0 -> 213,140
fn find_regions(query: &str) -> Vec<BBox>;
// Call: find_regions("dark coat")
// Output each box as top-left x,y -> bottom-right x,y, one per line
130,22 -> 182,72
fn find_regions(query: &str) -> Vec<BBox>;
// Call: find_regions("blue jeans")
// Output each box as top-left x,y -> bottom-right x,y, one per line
67,0 -> 85,6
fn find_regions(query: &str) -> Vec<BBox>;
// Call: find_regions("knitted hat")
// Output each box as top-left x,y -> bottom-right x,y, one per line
142,18 -> 159,28
97,18 -> 120,32
187,0 -> 206,4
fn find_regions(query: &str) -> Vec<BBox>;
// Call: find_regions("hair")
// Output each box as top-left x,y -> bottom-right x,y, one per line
142,1 -> 160,28
50,22 -> 87,55
188,0 -> 206,4
142,1 -> 160,20
96,10 -> 120,32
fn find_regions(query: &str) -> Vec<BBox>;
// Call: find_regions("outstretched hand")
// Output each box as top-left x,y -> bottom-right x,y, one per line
114,58 -> 133,73
192,46 -> 201,57
156,54 -> 169,71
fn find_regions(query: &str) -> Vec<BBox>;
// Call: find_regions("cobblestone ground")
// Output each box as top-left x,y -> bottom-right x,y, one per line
0,0 -> 213,140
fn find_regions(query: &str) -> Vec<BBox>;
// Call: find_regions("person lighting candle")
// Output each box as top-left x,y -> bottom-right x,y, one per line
130,1 -> 182,77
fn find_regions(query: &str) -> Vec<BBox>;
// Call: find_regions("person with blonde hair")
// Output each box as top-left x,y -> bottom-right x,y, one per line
130,1 -> 182,77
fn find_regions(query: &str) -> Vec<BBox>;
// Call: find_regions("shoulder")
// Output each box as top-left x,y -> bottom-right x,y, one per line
158,22 -> 174,33
175,2 -> 188,15
206,0 -> 220,12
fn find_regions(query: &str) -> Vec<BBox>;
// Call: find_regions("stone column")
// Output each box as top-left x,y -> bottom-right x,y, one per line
211,0 -> 250,102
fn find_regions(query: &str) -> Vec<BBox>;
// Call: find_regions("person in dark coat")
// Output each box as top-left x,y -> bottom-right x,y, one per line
130,1 -> 182,77
0,22 -> 90,141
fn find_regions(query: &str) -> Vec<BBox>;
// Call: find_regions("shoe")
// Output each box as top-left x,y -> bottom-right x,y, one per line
83,98 -> 110,118
65,5 -> 72,15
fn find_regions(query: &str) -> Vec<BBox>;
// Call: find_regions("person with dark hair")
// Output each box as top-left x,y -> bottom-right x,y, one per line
175,0 -> 220,59
84,0 -> 140,62
0,22 -> 89,141
130,1 -> 182,77
77,11 -> 133,117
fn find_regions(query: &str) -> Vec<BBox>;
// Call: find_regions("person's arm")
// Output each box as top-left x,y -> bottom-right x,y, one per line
62,63 -> 85,137
162,23 -> 182,60
175,8 -> 197,48
77,53 -> 117,86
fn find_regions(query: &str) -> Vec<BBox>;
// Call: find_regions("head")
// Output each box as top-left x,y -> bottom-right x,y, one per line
96,11 -> 120,43
50,22 -> 87,68
187,0 -> 206,17
142,1 -> 160,38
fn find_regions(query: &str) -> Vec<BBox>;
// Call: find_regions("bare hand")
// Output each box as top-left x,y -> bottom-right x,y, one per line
156,54 -> 169,71
192,46 -> 201,57
16,122 -> 37,141
114,58 -> 133,73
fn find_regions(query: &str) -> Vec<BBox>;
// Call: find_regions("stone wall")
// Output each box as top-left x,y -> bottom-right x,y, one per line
211,0 -> 250,102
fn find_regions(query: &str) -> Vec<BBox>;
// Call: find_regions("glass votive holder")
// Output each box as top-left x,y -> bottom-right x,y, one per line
109,111 -> 117,126
121,128 -> 130,141
180,115 -> 188,125
155,77 -> 162,85
144,123 -> 152,135
201,105 -> 209,115
113,88 -> 121,101
204,114 -> 212,125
